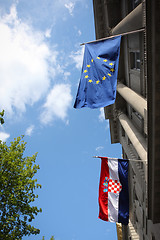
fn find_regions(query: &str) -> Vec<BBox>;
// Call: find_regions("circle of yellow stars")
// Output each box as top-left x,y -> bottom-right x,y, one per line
83,56 -> 115,85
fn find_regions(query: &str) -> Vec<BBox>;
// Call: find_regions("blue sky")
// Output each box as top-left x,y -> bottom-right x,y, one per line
0,0 -> 122,239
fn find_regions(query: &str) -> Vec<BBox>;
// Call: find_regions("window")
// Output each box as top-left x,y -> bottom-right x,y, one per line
132,0 -> 141,9
131,109 -> 144,135
151,235 -> 155,240
130,52 -> 140,70
132,110 -> 142,121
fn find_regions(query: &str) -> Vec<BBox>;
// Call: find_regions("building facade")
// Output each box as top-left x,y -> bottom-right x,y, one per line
92,0 -> 160,239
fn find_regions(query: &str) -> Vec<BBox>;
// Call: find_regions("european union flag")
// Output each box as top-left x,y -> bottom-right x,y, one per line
74,36 -> 121,109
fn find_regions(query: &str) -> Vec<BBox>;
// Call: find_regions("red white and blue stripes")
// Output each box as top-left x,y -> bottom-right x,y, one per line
98,157 -> 129,225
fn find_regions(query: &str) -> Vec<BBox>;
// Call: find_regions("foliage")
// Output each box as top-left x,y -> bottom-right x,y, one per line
42,236 -> 55,240
0,136 -> 42,239
0,110 -> 4,125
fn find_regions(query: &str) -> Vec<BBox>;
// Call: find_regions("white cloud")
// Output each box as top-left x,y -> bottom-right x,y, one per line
96,146 -> 104,151
99,108 -> 105,122
45,28 -> 52,38
64,2 -> 75,16
64,71 -> 71,80
0,5 -> 58,116
78,30 -> 82,36
25,124 -> 35,136
105,119 -> 110,130
70,46 -> 84,69
40,84 -> 72,124
0,132 -> 10,142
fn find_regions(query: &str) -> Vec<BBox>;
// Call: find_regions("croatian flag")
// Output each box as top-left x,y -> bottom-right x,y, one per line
98,157 -> 129,225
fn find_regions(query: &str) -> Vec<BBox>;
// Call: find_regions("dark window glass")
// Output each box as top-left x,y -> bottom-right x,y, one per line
130,51 -> 140,70
132,0 -> 141,9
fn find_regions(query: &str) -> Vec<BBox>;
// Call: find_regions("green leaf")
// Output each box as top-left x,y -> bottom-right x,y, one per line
0,110 -> 4,117
0,136 -> 42,239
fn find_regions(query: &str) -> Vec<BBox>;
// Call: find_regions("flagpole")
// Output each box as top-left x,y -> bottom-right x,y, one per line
80,28 -> 145,46
93,156 -> 147,162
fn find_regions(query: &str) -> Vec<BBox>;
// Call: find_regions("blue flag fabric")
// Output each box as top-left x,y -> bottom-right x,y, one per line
74,36 -> 121,109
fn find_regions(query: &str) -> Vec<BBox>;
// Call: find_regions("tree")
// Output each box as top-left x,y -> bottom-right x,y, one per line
0,136 -> 42,239
42,236 -> 55,240
0,110 -> 4,125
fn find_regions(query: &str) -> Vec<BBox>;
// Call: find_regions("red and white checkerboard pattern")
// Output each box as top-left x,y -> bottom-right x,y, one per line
108,179 -> 122,193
